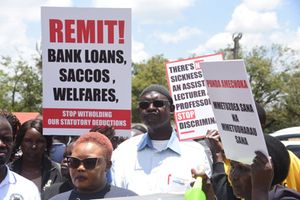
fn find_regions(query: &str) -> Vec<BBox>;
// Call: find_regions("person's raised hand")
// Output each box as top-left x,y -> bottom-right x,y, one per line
190,167 -> 215,199
251,151 -> 274,199
191,167 -> 207,180
205,130 -> 224,162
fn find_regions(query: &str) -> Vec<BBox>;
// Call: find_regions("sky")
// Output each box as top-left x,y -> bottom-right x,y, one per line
0,0 -> 299,64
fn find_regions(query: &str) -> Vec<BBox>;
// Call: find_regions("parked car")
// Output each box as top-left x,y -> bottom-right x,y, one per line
270,126 -> 300,141
270,126 -> 300,158
280,140 -> 300,159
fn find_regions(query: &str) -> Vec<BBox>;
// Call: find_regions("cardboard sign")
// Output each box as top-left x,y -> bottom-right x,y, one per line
165,53 -> 223,141
201,60 -> 268,164
41,7 -> 131,136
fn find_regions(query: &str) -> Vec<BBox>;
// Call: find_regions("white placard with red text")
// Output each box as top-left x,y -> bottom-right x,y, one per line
42,7 -> 131,136
165,53 -> 223,141
201,60 -> 268,164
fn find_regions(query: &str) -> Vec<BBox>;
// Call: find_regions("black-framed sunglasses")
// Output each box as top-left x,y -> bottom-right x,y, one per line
138,99 -> 170,109
67,156 -> 105,170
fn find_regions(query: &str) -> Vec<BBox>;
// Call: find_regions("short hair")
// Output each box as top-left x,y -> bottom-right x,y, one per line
264,134 -> 290,186
90,126 -> 126,150
74,132 -> 113,160
132,124 -> 147,133
0,116 -> 12,132
0,116 -> 13,163
0,110 -> 21,140
90,126 -> 115,140
139,84 -> 173,105
15,119 -> 53,154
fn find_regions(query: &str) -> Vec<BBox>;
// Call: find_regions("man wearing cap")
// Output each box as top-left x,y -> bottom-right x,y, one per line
111,84 -> 211,195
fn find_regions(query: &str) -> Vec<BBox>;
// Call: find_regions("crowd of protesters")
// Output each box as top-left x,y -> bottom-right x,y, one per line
1,84 -> 300,200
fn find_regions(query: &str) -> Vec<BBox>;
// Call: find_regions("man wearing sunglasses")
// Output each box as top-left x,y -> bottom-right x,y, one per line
111,84 -> 211,195
49,132 -> 136,199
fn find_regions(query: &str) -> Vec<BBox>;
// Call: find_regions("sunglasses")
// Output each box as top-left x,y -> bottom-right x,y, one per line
138,100 -> 170,109
67,156 -> 105,170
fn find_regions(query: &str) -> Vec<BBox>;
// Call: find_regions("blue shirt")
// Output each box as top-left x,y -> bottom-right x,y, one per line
111,130 -> 211,195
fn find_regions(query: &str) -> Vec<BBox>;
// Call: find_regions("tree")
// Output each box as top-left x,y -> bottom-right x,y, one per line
0,56 -> 42,112
242,45 -> 300,132
2,44 -> 296,131
131,55 -> 169,122
131,45 -> 300,132
283,71 -> 300,124
0,69 -> 11,109
244,46 -> 286,105
268,71 -> 300,131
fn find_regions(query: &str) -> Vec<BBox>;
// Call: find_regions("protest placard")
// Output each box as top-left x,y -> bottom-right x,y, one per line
41,7 -> 131,136
201,60 -> 268,164
165,53 -> 223,141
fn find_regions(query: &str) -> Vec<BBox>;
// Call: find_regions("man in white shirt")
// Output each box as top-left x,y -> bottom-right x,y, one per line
0,117 -> 40,200
111,84 -> 211,195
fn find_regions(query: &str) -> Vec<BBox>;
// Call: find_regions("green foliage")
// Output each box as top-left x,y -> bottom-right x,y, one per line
1,43 -> 298,132
131,45 -> 300,132
0,69 -> 11,108
0,56 -> 42,112
284,71 -> 300,123
242,45 -> 300,132
34,42 -> 43,71
267,71 -> 300,131
217,44 -> 236,60
245,46 -> 285,105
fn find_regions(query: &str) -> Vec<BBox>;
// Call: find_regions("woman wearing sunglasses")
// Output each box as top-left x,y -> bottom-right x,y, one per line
49,132 -> 136,200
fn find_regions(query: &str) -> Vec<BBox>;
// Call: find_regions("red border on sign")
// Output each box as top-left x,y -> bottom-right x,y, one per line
43,108 -> 131,129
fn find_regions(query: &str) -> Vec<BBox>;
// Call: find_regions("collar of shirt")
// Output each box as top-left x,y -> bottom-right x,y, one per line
0,166 -> 16,188
137,130 -> 181,155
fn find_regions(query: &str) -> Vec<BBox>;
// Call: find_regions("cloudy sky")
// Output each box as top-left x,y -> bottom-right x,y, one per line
0,0 -> 299,63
